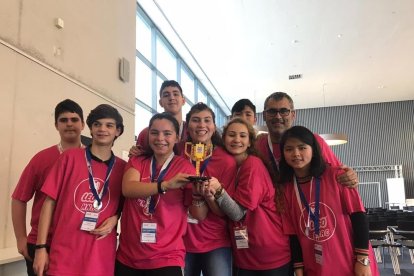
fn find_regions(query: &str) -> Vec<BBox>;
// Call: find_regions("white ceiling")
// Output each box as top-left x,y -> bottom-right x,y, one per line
152,0 -> 414,113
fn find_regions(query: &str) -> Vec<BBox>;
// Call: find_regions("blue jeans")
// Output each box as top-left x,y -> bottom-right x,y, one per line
184,247 -> 232,276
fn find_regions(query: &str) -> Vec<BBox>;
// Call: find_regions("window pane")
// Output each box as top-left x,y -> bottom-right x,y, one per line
180,67 -> 195,103
136,13 -> 152,61
156,75 -> 165,113
135,105 -> 154,137
197,87 -> 207,104
156,36 -> 176,79
183,102 -> 191,121
135,58 -> 153,107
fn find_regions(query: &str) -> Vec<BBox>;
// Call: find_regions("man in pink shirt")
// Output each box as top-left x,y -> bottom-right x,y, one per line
256,92 -> 358,186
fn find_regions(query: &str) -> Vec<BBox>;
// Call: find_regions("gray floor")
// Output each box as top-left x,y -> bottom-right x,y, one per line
378,247 -> 414,276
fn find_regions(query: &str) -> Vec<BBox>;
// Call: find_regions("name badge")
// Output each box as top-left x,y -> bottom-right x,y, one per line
141,222 -> 157,243
234,226 -> 249,249
314,243 -> 323,264
80,212 -> 99,231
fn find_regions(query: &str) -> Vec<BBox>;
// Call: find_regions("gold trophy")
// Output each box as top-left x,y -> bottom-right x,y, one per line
185,142 -> 213,181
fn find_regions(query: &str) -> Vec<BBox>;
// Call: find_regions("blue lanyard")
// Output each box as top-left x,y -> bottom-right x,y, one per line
85,147 -> 115,208
149,155 -> 174,214
296,177 -> 321,235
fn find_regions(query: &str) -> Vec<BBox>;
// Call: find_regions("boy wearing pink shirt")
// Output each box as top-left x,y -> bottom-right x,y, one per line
11,99 -> 84,276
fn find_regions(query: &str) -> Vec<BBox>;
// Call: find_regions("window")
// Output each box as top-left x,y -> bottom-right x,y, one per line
156,36 -> 176,80
135,58 -> 153,108
136,13 -> 152,61
181,66 -> 195,104
135,5 -> 228,134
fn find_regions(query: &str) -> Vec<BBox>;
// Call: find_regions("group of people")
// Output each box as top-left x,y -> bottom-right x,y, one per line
11,80 -> 379,276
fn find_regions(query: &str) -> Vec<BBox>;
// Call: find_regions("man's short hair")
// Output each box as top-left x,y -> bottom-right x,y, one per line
159,80 -> 183,97
86,104 -> 124,136
55,99 -> 84,124
231,99 -> 256,114
264,92 -> 294,110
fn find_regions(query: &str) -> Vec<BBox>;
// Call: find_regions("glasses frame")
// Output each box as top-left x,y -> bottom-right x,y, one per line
264,108 -> 292,117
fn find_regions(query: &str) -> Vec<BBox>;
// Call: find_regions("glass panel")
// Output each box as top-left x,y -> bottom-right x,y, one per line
135,58 -> 153,107
136,13 -> 152,61
180,67 -> 195,103
156,36 -> 177,80
182,102 -> 192,122
135,105 -> 154,137
156,75 -> 165,113
197,86 -> 207,104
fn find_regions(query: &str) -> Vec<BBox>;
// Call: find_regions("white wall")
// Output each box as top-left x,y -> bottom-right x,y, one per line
0,0 -> 136,274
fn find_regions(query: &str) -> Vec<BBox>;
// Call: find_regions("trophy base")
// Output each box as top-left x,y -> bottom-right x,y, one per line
187,176 -> 211,182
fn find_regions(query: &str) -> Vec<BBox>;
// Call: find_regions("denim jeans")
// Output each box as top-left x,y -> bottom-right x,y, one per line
184,247 -> 232,276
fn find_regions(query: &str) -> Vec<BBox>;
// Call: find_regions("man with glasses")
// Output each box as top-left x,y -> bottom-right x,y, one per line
256,92 -> 358,186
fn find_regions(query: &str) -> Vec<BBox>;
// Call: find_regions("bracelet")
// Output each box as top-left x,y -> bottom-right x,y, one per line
157,180 -> 166,194
35,244 -> 48,250
192,199 -> 206,207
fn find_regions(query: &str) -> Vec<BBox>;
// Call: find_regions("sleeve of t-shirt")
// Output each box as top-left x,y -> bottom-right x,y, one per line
12,157 -> 39,202
314,134 -> 342,167
335,168 -> 365,214
232,157 -> 266,211
41,154 -> 69,201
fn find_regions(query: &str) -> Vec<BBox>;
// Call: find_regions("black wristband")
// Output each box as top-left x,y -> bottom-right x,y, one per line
157,180 -> 166,194
35,244 -> 48,250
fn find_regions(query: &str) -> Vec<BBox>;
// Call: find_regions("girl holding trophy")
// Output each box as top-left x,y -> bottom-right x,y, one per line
116,113 -> 204,276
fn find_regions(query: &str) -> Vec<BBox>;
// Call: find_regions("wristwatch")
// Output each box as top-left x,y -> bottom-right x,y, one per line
214,186 -> 224,200
356,257 -> 370,266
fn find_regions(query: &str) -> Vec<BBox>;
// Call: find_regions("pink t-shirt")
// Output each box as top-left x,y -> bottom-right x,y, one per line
41,148 -> 126,276
256,133 -> 341,168
282,167 -> 379,276
227,155 -> 291,270
12,145 -> 60,244
179,145 -> 237,253
116,155 -> 195,269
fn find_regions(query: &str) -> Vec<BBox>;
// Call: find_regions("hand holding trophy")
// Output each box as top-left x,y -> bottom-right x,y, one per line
185,142 -> 213,182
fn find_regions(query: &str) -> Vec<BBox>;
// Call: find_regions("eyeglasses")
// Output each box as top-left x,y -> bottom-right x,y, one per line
264,108 -> 292,117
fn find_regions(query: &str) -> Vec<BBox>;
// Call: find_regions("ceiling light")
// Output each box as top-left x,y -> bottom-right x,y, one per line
319,133 -> 348,146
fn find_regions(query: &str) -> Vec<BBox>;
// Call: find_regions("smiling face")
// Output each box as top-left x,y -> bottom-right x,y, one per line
148,118 -> 178,158
159,86 -> 185,115
283,137 -> 313,177
264,97 -> 296,141
90,118 -> 121,147
224,122 -> 250,164
55,112 -> 84,143
187,110 -> 216,144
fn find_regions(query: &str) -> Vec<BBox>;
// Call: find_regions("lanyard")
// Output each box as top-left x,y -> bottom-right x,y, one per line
294,176 -> 321,236
148,152 -> 175,214
85,147 -> 116,210
267,135 -> 279,173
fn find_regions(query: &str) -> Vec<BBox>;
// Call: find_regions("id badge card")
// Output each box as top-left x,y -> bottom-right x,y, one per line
80,211 -> 99,231
234,226 -> 249,249
141,222 -> 157,243
314,243 -> 323,264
